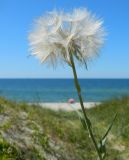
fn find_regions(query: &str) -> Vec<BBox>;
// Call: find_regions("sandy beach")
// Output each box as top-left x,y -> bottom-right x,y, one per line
35,102 -> 100,111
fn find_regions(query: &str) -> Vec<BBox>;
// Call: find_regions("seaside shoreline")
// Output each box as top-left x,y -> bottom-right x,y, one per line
31,102 -> 101,111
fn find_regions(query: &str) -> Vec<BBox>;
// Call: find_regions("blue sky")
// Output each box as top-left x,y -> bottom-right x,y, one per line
0,0 -> 129,78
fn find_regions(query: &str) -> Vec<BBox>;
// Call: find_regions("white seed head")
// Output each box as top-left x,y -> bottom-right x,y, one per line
28,8 -> 105,66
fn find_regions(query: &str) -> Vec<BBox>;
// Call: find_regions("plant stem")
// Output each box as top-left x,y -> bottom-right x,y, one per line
69,51 -> 103,160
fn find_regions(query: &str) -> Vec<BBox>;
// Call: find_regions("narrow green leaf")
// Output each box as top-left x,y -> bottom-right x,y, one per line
85,116 -> 92,129
102,113 -> 117,140
72,108 -> 91,130
98,140 -> 106,155
98,113 -> 117,159
76,110 -> 87,129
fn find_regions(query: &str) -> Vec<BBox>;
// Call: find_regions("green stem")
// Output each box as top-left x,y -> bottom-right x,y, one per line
69,51 -> 103,160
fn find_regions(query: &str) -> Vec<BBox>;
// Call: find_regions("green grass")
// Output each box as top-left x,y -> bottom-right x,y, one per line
0,97 -> 129,159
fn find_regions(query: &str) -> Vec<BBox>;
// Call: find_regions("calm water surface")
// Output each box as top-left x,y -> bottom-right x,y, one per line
0,79 -> 129,102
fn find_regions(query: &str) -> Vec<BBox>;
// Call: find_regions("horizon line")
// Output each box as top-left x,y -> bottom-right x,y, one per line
0,77 -> 129,79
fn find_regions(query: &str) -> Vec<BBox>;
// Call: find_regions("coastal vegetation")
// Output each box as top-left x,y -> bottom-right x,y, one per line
0,96 -> 129,160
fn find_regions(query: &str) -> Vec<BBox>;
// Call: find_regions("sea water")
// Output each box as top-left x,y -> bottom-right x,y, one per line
0,79 -> 129,102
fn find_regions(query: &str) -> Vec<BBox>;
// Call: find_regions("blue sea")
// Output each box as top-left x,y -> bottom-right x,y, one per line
0,79 -> 129,102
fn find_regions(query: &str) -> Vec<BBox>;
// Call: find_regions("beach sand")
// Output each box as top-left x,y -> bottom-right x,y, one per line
35,102 -> 100,111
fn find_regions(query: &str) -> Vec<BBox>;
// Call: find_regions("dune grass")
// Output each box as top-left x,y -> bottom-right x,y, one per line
0,97 -> 129,159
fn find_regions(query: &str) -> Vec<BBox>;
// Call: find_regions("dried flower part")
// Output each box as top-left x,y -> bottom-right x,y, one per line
29,8 -> 105,66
